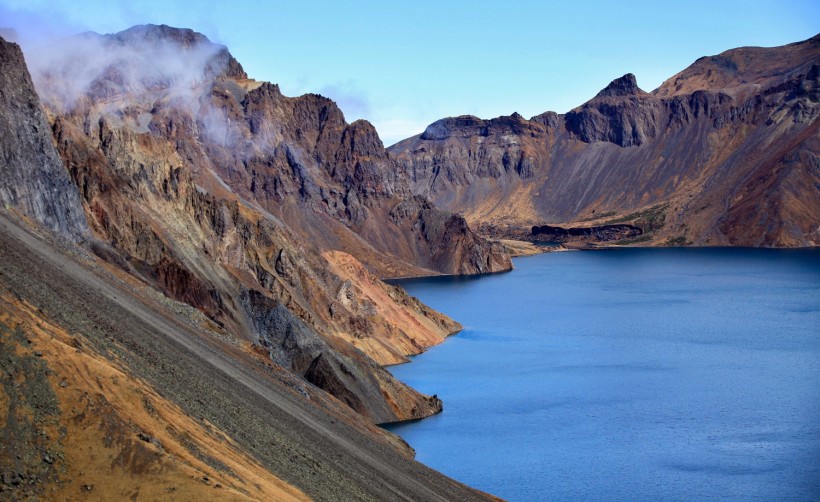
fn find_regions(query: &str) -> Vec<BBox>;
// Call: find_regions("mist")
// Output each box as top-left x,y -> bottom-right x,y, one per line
22,25 -> 232,114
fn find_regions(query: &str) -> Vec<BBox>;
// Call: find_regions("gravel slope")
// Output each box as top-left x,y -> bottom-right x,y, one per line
0,212 -> 497,502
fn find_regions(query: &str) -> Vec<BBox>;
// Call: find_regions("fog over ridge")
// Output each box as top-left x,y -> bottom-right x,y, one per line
24,24 -> 233,113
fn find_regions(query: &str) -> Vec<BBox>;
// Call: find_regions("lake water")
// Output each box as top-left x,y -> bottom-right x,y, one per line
386,248 -> 820,501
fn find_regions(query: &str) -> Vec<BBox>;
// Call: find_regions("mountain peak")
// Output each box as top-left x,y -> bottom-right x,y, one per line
596,73 -> 642,97
112,24 -> 212,47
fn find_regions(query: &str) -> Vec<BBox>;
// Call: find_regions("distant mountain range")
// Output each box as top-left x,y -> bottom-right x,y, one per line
0,24 -> 817,499
390,34 -> 819,247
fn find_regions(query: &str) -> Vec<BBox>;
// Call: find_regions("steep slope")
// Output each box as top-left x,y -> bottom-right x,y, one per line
0,37 -> 88,241
0,212 -> 496,501
390,35 -> 820,247
4,26 -> 508,425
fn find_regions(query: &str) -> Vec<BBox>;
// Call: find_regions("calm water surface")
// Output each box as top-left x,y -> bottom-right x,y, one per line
386,248 -> 820,501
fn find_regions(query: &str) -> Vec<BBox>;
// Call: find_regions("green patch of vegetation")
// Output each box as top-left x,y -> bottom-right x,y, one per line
603,203 -> 669,232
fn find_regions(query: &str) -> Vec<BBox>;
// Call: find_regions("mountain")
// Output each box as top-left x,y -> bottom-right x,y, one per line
0,27 -> 502,500
390,35 -> 820,247
30,25 -> 510,278
18,24 -> 513,425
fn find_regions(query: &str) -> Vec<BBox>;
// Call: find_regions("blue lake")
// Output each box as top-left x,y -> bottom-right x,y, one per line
385,248 -> 820,501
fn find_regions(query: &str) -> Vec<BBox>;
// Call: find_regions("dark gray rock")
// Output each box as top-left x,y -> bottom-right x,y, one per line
0,36 -> 88,241
596,73 -> 641,97
532,223 -> 643,242
242,290 -> 328,372
565,75 -> 661,147
241,289 -> 402,422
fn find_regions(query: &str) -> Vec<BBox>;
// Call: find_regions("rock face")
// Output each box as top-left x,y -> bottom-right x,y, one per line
0,37 -> 88,241
565,73 -> 661,147
391,34 -> 820,247
531,223 -> 643,243
10,24 -> 505,424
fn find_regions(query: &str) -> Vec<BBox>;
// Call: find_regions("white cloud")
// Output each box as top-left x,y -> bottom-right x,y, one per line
317,81 -> 371,121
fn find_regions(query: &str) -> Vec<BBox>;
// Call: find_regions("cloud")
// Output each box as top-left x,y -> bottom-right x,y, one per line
317,81 -> 371,121
23,25 -> 230,112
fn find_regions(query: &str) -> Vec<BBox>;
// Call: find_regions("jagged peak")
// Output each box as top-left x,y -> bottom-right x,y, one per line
111,24 -> 213,47
348,118 -> 379,131
341,119 -> 386,158
257,81 -> 282,95
530,110 -> 561,128
486,113 -> 535,131
596,73 -> 644,97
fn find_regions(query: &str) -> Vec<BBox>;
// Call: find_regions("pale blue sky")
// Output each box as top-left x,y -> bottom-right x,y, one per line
2,0 -> 817,144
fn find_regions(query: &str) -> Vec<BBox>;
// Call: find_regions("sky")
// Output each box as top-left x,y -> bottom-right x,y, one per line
1,0 -> 818,145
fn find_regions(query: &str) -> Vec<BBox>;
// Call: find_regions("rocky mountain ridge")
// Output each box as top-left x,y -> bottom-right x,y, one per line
390,34 -> 820,247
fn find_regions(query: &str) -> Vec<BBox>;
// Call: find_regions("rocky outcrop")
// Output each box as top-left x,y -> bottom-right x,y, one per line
421,113 -> 544,141
391,196 -> 512,274
0,36 -> 88,241
390,34 -> 820,247
564,73 -> 662,147
531,224 -> 642,243
322,250 -> 462,365
242,289 -> 441,423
